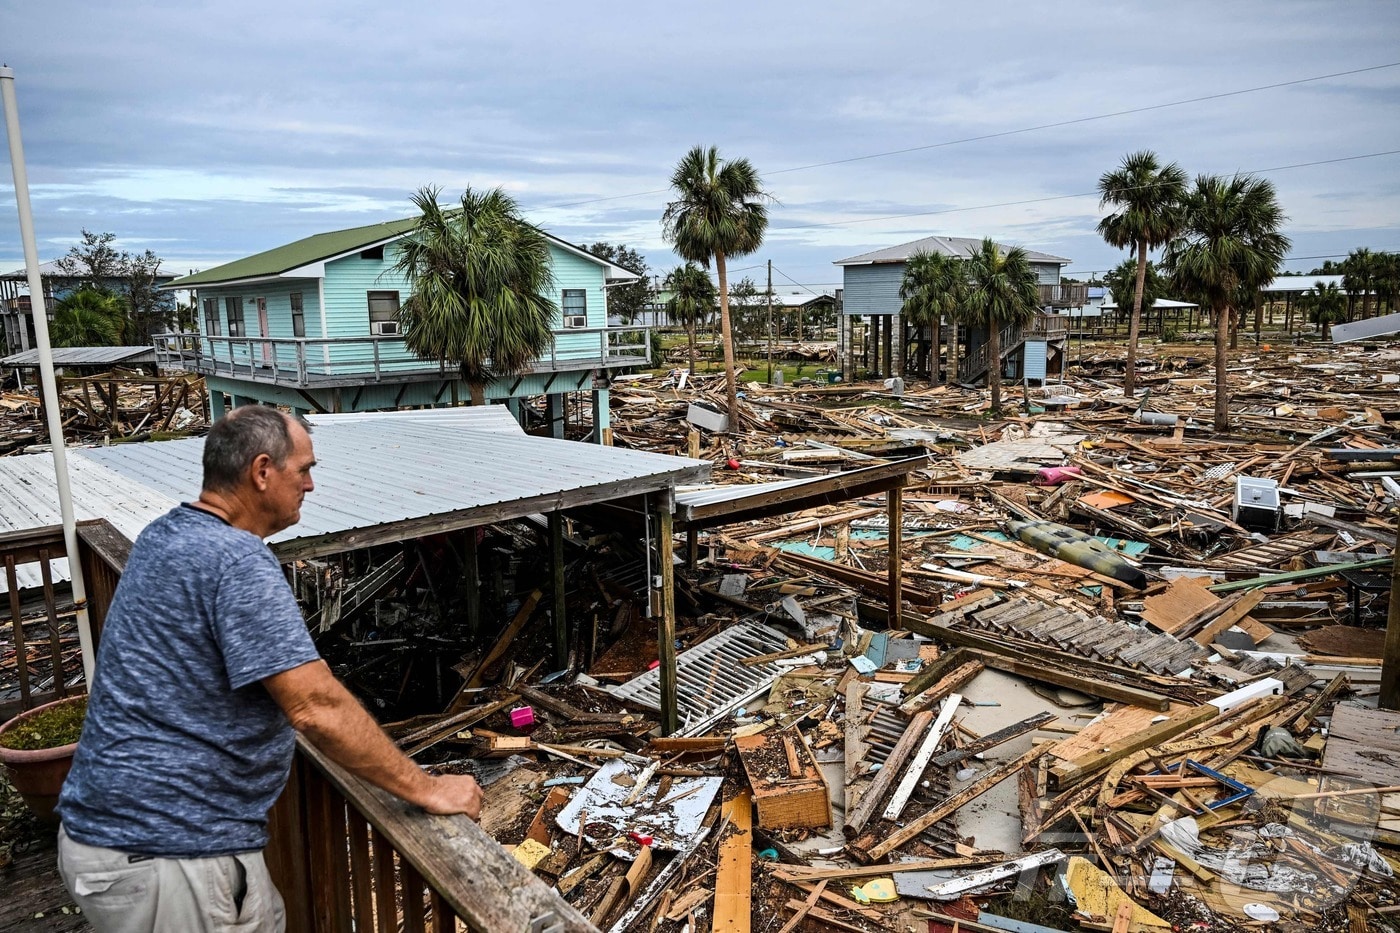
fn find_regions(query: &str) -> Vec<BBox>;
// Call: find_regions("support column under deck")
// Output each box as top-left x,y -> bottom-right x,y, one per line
549,511 -> 567,671
887,484 -> 903,628
546,393 -> 566,439
208,388 -> 227,421
592,387 -> 611,445
653,491 -> 678,735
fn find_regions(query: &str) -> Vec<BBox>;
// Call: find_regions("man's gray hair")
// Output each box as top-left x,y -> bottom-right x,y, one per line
203,406 -> 312,492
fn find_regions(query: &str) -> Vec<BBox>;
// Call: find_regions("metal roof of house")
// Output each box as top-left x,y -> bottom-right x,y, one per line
2,346 -> 156,368
168,216 -> 639,289
1101,298 -> 1199,310
1263,274 -> 1347,294
835,236 -> 1071,267
1,261 -> 180,283
0,406 -> 711,591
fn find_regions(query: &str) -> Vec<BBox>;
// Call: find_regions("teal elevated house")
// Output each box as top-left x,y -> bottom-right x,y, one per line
157,217 -> 648,439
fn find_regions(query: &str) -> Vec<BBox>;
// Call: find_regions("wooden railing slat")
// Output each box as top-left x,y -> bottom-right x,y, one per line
401,860 -> 427,931
347,811 -> 374,928
5,555 -> 31,707
370,828 -> 398,933
37,547 -> 66,700
429,889 -> 456,933
297,739 -> 596,932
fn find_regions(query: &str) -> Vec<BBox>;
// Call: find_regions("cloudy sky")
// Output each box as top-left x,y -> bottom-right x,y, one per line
2,0 -> 1398,294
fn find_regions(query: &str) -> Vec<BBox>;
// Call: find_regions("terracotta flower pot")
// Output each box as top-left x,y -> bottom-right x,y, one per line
0,695 -> 85,825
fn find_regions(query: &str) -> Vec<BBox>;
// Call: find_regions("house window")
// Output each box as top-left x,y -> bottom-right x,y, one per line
561,289 -> 587,328
225,297 -> 245,337
360,245 -> 385,261
367,290 -> 400,335
290,292 -> 306,338
202,297 -> 220,336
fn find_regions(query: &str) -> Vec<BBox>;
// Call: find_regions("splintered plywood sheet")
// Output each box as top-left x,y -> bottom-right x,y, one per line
1140,578 -> 1217,635
1323,704 -> 1400,786
1139,576 -> 1272,644
1046,703 -> 1193,763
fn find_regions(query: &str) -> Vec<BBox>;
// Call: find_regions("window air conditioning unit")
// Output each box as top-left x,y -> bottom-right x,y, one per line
564,315 -> 587,328
371,320 -> 401,336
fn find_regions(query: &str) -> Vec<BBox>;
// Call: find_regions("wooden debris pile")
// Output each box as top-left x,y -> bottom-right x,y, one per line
0,369 -> 208,453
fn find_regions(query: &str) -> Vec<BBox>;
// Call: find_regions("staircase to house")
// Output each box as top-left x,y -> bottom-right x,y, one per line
961,322 -> 1024,383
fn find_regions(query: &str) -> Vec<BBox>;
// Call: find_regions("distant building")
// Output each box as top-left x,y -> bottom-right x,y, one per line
833,235 -> 1078,384
0,261 -> 183,353
156,216 -> 647,440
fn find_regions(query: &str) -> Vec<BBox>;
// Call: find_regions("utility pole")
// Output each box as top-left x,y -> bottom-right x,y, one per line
766,260 -> 774,384
1380,520 -> 1400,710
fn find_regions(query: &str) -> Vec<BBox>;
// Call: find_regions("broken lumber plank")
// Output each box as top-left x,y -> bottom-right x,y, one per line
515,685 -> 631,724
771,855 -> 1004,882
1048,705 -> 1219,787
457,589 -> 543,695
714,792 -> 753,933
858,745 -> 1044,863
843,679 -> 869,813
933,711 -> 1057,769
1190,589 -> 1267,646
899,646 -> 974,698
775,880 -> 827,933
883,694 -> 962,821
843,708 -> 936,837
779,901 -> 869,933
898,660 -> 982,715
648,736 -> 727,754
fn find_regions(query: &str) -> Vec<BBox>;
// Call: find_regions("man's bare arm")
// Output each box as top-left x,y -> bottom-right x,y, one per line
263,660 -> 481,819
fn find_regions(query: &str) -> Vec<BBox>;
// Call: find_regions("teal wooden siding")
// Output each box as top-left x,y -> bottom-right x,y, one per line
194,280 -> 322,368
842,264 -> 905,317
1024,339 -> 1047,382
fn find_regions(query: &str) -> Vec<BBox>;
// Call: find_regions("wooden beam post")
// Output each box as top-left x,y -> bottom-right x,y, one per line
887,483 -> 903,628
462,528 -> 481,637
1379,522 -> 1400,710
549,511 -> 567,671
655,491 -> 679,735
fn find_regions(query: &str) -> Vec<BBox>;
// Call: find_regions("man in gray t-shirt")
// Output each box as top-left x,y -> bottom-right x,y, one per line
57,406 -> 481,932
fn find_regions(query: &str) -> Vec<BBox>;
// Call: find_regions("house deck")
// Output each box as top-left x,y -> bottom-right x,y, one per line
1,828 -> 89,933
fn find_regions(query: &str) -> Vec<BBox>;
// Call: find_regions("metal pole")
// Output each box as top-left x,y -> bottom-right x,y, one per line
766,260 -> 774,383
1,66 -> 96,685
1379,520 -> 1400,710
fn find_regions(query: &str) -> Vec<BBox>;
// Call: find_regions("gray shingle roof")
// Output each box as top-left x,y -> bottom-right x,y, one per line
835,235 -> 1071,266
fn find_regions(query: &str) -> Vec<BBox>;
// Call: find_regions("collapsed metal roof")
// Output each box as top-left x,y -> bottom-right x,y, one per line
2,346 -> 157,368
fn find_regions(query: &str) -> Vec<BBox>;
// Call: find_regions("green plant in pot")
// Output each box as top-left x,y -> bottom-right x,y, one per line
0,694 -> 87,824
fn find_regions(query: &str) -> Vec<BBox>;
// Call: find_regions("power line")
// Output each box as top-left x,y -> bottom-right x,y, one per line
544,61 -> 1400,210
771,150 -> 1400,232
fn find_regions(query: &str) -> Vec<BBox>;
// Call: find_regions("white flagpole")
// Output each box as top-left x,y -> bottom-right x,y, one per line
1,65 -> 96,686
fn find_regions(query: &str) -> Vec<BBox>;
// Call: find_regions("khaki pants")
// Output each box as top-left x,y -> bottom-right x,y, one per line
57,826 -> 286,933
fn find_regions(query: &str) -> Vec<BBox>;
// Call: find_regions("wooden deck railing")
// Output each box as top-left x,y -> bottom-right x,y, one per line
268,739 -> 596,933
2,519 -> 586,929
0,520 -> 129,719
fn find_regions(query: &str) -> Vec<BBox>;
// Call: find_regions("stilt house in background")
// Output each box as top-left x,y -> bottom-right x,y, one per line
834,235 -> 1084,385
155,217 -> 648,440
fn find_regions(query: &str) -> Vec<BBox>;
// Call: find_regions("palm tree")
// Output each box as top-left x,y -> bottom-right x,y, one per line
1163,174 -> 1289,432
664,263 -> 716,375
900,251 -> 965,383
1097,151 -> 1188,398
50,288 -> 126,348
1341,248 -> 1378,321
394,186 -> 556,405
1300,281 -> 1345,334
1102,258 -> 1164,337
962,238 -> 1039,414
1375,252 -> 1400,316
662,146 -> 770,429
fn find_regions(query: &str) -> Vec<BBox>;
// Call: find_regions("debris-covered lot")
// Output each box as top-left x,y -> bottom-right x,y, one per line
4,339 -> 1399,931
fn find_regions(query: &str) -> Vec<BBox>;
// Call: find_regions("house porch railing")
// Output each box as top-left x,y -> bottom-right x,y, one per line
0,520 -> 130,720
153,328 -> 651,389
1038,282 -> 1088,308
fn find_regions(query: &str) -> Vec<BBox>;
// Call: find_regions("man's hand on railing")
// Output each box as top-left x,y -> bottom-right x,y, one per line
418,773 -> 483,821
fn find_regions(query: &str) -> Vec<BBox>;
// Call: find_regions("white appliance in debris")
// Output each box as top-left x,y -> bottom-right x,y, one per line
1232,476 -> 1280,533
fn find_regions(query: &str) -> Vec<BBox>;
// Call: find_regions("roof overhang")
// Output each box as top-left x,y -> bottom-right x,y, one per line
674,456 -> 926,531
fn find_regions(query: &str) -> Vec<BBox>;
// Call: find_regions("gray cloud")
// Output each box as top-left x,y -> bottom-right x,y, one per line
1,0 -> 1398,287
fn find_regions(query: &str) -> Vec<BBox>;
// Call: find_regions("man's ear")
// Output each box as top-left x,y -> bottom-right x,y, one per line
249,452 -> 274,491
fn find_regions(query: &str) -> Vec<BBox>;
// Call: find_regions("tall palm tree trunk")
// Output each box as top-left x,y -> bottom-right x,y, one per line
1229,307 -> 1240,350
987,325 -> 1002,413
468,380 -> 486,406
1214,303 -> 1231,432
686,320 -> 697,376
1125,239 -> 1148,396
714,250 -> 739,430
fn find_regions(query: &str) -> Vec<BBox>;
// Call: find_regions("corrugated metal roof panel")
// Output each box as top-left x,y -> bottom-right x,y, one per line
1,409 -> 711,591
835,235 -> 1070,266
2,346 -> 157,367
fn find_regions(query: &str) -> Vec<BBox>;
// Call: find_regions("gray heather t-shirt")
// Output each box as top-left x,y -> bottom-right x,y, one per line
58,504 -> 321,857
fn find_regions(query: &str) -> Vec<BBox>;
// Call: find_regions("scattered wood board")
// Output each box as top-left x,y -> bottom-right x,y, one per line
1323,704 -> 1400,786
714,792 -> 753,933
